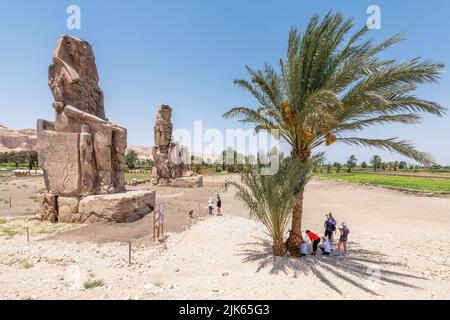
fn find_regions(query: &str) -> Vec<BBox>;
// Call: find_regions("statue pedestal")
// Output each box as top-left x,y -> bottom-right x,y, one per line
170,176 -> 203,188
38,190 -> 155,224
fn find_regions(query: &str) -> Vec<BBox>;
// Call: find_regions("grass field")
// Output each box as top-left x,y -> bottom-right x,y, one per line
124,172 -> 149,181
316,173 -> 450,192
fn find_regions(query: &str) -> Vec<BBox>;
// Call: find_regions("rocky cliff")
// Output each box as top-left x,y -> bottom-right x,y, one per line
0,124 -> 38,152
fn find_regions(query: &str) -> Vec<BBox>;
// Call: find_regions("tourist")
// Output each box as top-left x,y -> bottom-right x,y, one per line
216,194 -> 222,216
305,230 -> 320,255
208,198 -> 214,215
324,214 -> 334,240
224,180 -> 228,191
337,222 -> 350,256
300,235 -> 309,256
329,213 -> 337,238
319,236 -> 332,255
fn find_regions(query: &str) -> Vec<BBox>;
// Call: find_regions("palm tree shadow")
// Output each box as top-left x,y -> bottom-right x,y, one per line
237,237 -> 425,296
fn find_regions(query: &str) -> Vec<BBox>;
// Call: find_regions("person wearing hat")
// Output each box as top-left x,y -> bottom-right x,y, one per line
319,236 -> 332,255
337,222 -> 350,256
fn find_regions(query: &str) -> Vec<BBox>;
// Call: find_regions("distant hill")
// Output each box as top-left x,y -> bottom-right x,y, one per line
0,124 -> 154,160
127,146 -> 153,160
0,124 -> 37,152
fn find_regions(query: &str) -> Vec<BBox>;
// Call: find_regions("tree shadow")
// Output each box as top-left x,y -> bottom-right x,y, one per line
237,237 -> 425,296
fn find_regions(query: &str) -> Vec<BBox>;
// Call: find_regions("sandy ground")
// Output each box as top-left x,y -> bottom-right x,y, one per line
0,174 -> 45,217
0,174 -> 232,243
0,176 -> 449,299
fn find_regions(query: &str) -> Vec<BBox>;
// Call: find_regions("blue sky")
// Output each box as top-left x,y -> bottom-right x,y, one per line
0,0 -> 449,165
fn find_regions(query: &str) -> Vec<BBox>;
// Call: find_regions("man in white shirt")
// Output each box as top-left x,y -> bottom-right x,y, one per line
208,198 -> 213,215
319,237 -> 332,255
300,242 -> 309,256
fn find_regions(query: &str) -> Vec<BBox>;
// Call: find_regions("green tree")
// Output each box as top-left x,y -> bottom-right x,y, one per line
399,161 -> 407,170
361,161 -> 368,169
370,155 -> 382,172
393,161 -> 400,171
223,12 -> 445,255
346,155 -> 357,173
333,162 -> 342,173
125,151 -> 139,169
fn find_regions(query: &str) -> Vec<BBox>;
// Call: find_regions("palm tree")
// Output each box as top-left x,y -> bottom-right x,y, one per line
346,155 -> 357,173
231,156 -> 320,256
223,12 -> 445,256
371,155 -> 382,172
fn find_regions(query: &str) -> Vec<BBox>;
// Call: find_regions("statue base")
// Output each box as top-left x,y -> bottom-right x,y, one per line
151,175 -> 203,188
37,190 -> 155,224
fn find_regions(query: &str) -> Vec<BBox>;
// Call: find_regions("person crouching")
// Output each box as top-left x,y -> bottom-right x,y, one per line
305,230 -> 320,256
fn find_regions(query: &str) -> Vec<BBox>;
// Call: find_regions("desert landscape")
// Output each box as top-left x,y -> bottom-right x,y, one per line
1,1 -> 450,303
0,173 -> 449,299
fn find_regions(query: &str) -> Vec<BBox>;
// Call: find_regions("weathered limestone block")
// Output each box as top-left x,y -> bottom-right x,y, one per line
58,196 -> 80,223
111,125 -> 127,192
49,35 -> 106,120
92,122 -> 113,194
80,125 -> 95,195
37,194 -> 58,222
52,105 -> 117,195
37,130 -> 81,196
78,190 -> 155,223
171,176 -> 203,188
154,104 -> 172,146
153,147 -> 171,178
151,167 -> 158,178
152,104 -> 197,186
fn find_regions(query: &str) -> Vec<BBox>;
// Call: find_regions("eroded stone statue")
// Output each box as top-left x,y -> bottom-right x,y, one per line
49,35 -> 106,120
36,35 -> 155,223
151,104 -> 202,188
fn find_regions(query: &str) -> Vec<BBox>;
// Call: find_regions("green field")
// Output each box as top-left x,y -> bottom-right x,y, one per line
316,173 -> 450,192
124,172 -> 150,181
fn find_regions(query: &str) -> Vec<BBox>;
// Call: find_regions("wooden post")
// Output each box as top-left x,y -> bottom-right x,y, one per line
128,242 -> 132,265
26,227 -> 29,243
9,196 -> 11,208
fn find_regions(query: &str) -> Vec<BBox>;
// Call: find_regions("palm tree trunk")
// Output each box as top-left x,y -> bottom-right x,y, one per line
285,149 -> 309,257
272,238 -> 288,256
286,191 -> 304,256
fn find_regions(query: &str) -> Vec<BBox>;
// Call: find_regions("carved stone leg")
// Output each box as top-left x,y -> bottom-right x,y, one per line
93,123 -> 113,194
112,126 -> 127,192
80,125 -> 95,195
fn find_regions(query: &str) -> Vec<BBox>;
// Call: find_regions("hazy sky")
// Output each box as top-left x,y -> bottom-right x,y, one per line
0,0 -> 449,165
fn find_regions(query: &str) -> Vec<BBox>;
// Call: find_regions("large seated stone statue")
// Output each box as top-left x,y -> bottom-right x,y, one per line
36,35 -> 155,223
151,104 -> 202,188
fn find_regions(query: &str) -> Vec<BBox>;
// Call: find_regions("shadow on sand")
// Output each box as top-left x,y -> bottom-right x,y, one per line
237,237 -> 425,296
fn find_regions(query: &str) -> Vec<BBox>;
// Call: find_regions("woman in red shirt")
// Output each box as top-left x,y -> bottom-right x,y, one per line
305,230 -> 321,255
